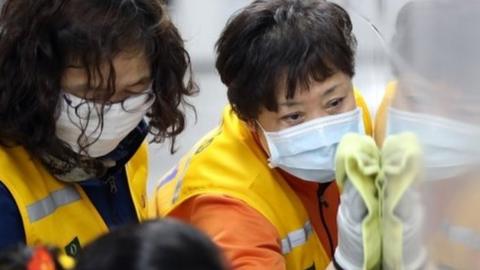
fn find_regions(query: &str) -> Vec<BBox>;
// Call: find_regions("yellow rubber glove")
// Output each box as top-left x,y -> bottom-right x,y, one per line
382,132 -> 427,270
335,133 -> 382,270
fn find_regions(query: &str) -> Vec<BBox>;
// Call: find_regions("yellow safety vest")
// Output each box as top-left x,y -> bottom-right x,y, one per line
0,142 -> 149,255
152,91 -> 372,270
374,81 -> 397,146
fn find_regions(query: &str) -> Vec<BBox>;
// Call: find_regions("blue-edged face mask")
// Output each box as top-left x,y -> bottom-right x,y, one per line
387,107 -> 480,181
259,108 -> 364,183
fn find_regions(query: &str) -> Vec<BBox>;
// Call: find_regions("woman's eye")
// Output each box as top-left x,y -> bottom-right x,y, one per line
328,97 -> 344,108
281,112 -> 304,125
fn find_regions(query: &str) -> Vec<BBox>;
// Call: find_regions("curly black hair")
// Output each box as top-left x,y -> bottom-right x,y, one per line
0,0 -> 197,175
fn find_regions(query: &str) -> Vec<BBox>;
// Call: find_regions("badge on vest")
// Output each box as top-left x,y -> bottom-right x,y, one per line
65,237 -> 81,257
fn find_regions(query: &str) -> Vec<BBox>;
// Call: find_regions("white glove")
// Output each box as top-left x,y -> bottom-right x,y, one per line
334,133 -> 382,270
334,180 -> 368,270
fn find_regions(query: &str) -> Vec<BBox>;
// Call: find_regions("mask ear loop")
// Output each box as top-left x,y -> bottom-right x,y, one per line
255,121 -> 280,169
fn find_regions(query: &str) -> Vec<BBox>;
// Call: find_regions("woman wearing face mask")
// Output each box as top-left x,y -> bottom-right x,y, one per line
150,1 -> 372,269
0,0 -> 195,253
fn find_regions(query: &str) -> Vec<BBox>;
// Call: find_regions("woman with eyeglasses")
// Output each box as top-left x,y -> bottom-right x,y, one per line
0,0 -> 196,253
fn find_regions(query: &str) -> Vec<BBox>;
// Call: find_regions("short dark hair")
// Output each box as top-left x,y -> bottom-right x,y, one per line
75,219 -> 227,270
215,0 -> 356,121
0,0 -> 197,175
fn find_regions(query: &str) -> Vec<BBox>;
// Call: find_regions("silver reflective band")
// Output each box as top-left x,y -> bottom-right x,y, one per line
172,157 -> 192,204
281,221 -> 313,254
442,222 -> 480,251
27,186 -> 81,222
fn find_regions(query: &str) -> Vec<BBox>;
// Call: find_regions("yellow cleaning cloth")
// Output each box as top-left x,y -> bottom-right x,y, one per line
381,132 -> 422,269
336,133 -> 382,270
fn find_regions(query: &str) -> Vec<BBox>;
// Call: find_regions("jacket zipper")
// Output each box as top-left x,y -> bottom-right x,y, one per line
317,184 -> 335,258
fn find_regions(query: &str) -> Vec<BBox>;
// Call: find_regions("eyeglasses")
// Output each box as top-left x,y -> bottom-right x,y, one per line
62,90 -> 156,120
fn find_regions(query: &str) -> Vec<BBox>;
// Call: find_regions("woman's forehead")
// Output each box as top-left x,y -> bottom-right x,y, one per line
62,52 -> 150,86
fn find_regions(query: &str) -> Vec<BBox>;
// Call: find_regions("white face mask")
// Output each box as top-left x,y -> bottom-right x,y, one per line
260,108 -> 364,183
387,107 -> 480,181
56,89 -> 155,157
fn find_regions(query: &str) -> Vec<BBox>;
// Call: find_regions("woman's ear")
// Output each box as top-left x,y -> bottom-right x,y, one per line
246,120 -> 259,132
247,120 -> 271,156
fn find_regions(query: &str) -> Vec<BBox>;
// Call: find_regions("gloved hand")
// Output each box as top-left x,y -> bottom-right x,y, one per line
381,132 -> 427,270
334,133 -> 382,270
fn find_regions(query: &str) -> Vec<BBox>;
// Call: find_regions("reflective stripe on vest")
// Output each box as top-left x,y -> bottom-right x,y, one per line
281,220 -> 314,254
441,222 -> 480,251
172,157 -> 192,204
27,186 -> 81,222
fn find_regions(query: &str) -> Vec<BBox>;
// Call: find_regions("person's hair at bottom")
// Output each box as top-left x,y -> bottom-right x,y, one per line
0,244 -> 67,270
75,218 -> 228,270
